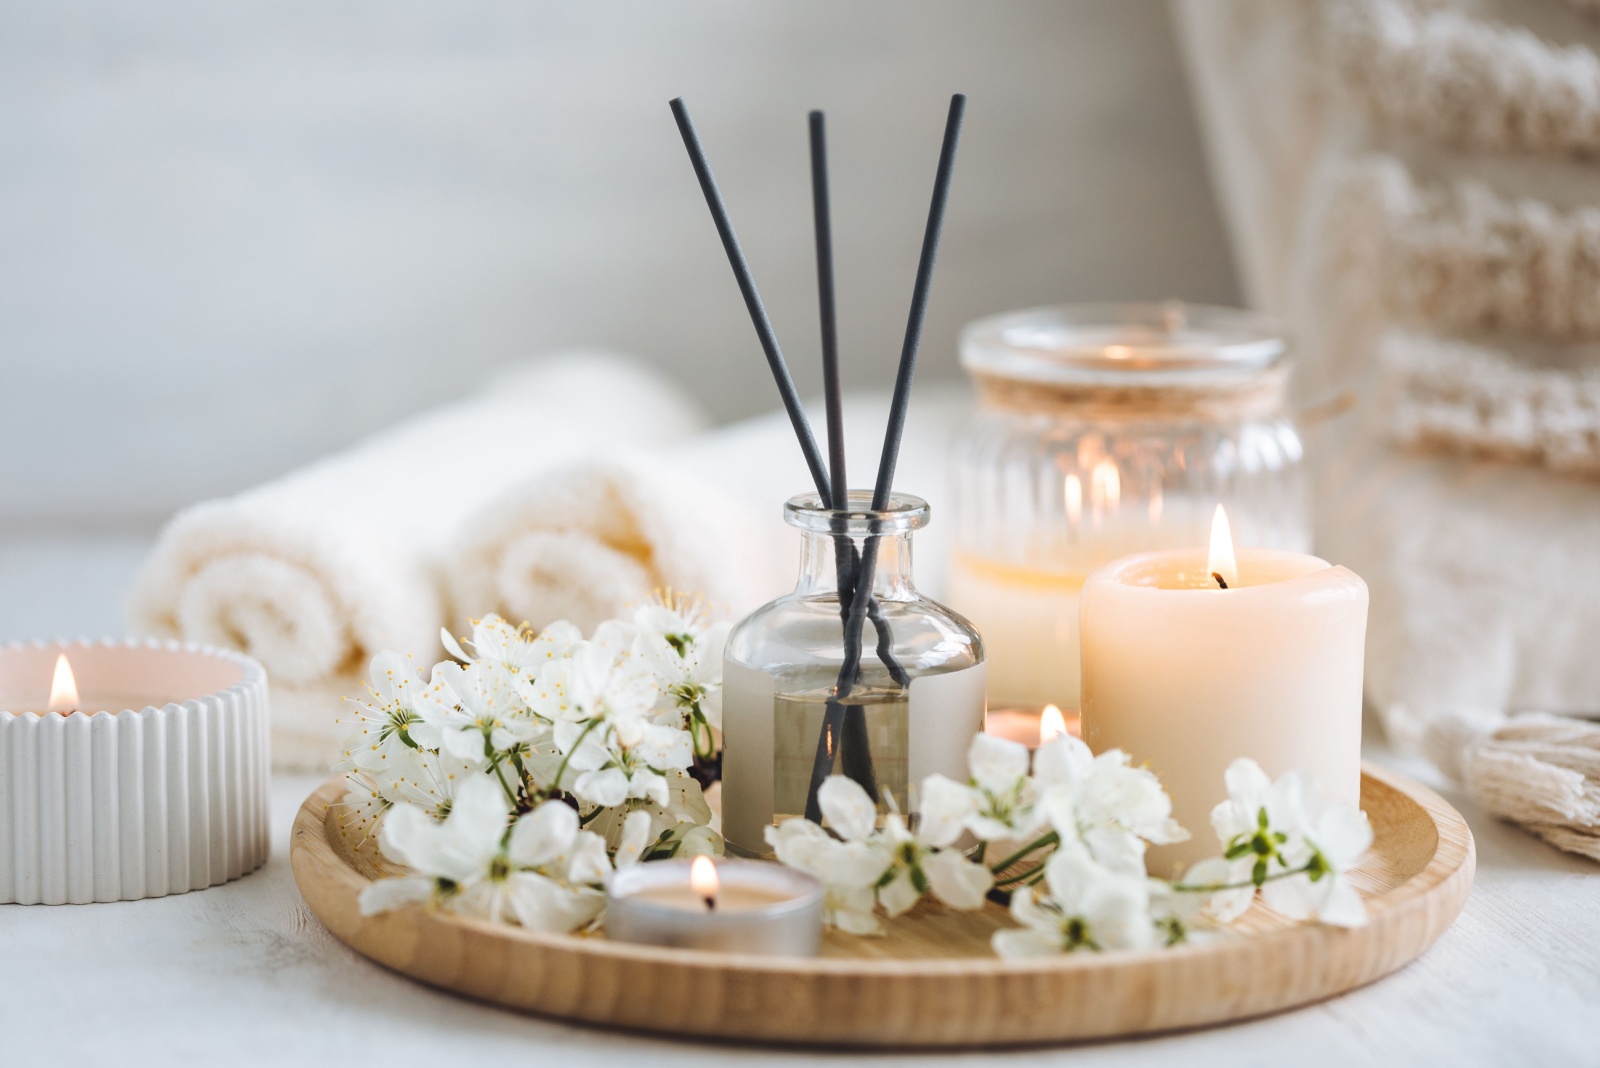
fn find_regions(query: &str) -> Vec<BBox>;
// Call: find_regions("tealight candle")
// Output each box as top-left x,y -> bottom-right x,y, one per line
605,856 -> 823,956
984,703 -> 1077,749
0,639 -> 271,904
1079,507 -> 1368,874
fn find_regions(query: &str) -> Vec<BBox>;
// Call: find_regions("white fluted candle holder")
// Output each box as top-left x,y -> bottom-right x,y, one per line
0,639 -> 270,904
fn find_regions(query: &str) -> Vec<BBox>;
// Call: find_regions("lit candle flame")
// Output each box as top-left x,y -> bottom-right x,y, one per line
48,654 -> 79,715
1065,474 -> 1083,526
1040,704 -> 1068,743
1209,504 -> 1238,589
1091,460 -> 1120,517
690,855 -> 719,911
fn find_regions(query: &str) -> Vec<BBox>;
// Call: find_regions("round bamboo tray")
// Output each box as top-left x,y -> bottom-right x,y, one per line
290,762 -> 1473,1048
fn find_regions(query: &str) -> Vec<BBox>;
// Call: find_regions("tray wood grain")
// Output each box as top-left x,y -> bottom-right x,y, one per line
290,763 -> 1473,1048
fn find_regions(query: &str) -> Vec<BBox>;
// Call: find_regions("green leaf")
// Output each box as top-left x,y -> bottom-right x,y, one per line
1252,858 -> 1268,886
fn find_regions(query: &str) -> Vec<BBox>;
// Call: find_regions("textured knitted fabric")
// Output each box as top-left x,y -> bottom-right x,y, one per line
1328,0 -> 1600,156
1177,0 -> 1600,864
1338,156 -> 1600,341
1377,331 -> 1600,474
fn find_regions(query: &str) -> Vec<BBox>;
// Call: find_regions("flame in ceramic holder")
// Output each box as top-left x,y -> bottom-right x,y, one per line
0,639 -> 270,904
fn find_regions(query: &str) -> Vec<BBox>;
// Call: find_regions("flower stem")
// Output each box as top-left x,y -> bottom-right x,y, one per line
988,831 -> 1059,877
1171,862 -> 1313,894
547,719 -> 601,799
488,755 -> 519,807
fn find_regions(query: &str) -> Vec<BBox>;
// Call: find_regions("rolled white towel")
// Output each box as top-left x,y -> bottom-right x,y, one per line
448,457 -> 767,634
445,382 -> 974,632
129,353 -> 708,770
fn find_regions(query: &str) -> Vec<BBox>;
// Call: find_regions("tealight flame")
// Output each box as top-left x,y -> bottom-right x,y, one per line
1040,704 -> 1068,743
1209,504 -> 1238,589
48,654 -> 79,715
690,855 -> 719,911
1065,474 -> 1083,526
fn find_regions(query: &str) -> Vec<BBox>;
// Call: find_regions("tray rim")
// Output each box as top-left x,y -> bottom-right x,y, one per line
290,761 -> 1475,1045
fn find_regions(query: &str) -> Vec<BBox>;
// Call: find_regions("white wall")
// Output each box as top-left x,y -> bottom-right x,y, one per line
0,1 -> 1237,527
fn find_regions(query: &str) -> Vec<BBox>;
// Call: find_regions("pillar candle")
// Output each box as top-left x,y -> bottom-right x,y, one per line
1078,510 -> 1368,875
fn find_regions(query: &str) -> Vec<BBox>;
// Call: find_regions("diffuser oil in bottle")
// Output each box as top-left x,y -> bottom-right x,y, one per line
771,687 -> 910,825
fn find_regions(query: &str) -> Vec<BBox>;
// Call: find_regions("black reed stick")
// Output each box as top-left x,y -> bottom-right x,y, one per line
810,110 -> 882,801
670,97 -> 832,500
810,111 -> 847,510
803,92 -> 966,821
672,95 -> 905,708
808,110 -> 908,684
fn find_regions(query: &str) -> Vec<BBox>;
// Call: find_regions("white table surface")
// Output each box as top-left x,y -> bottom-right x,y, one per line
4,536 -> 1599,1067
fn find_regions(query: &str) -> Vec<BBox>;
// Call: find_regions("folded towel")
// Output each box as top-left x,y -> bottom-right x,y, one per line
129,353 -> 708,770
447,457 -> 767,634
445,382 -> 973,634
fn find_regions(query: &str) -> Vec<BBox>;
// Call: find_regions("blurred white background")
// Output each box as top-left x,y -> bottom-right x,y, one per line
1,0 -> 1236,533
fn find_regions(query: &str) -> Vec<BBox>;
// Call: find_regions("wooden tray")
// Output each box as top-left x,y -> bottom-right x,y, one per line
290,762 -> 1474,1048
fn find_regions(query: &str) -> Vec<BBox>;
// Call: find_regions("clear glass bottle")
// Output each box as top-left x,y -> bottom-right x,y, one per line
721,490 -> 986,858
949,302 -> 1310,713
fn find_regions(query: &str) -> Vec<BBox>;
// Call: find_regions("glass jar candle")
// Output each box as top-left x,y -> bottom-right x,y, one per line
721,491 -> 985,858
950,302 -> 1309,712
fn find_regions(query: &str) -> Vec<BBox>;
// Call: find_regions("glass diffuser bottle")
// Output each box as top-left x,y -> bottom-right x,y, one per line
721,491 -> 986,858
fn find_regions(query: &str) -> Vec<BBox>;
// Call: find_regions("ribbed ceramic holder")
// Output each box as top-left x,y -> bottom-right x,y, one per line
0,639 -> 270,904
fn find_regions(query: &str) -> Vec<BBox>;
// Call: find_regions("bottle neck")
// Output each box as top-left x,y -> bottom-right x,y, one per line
795,528 -> 916,600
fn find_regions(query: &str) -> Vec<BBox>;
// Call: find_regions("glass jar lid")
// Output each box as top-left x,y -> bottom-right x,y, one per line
960,302 -> 1288,389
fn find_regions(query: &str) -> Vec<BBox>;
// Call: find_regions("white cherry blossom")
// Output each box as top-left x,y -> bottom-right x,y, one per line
336,651 -> 431,773
441,615 -> 581,677
918,734 -> 1044,845
410,660 -> 539,763
992,844 -> 1157,958
1033,734 -> 1187,876
633,594 -> 732,736
1178,759 -> 1372,928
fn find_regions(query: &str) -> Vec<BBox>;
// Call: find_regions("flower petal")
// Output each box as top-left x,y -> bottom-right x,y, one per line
818,776 -> 879,842
614,809 -> 653,868
358,875 -> 434,915
565,830 -> 613,885
1313,806 -> 1374,868
917,775 -> 977,849
992,928 -> 1060,959
573,767 -> 630,807
508,800 -> 578,868
1032,734 -> 1094,789
1223,758 -> 1272,808
968,733 -> 1030,793
923,849 -> 994,910
1314,876 -> 1369,928
877,869 -> 923,917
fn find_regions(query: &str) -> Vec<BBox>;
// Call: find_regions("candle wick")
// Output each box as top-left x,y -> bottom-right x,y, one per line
703,895 -> 716,913
1211,571 -> 1229,590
